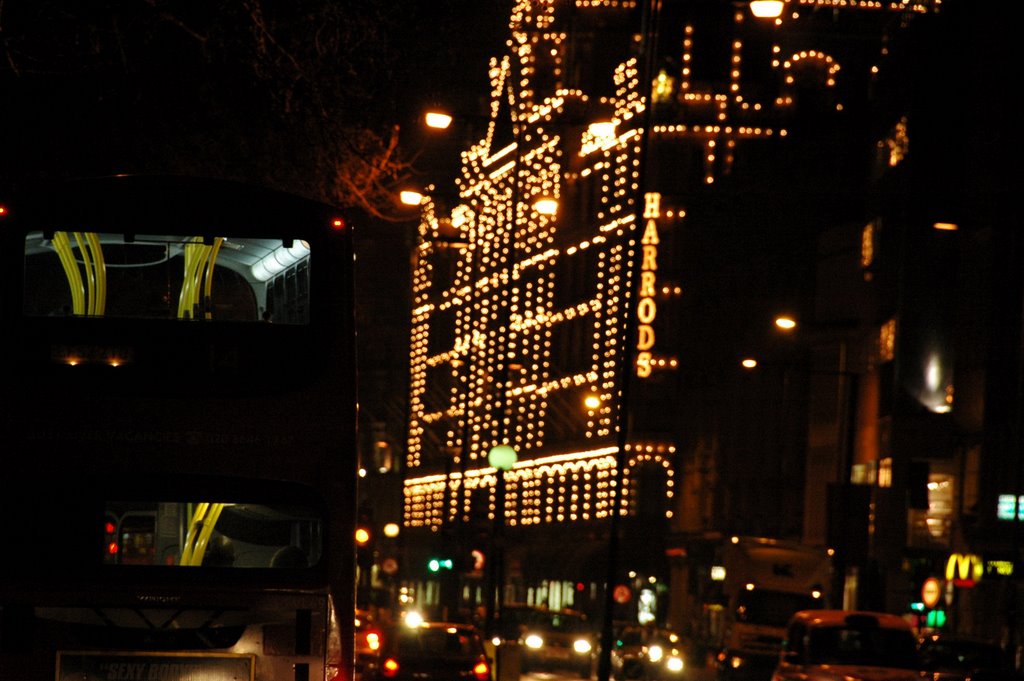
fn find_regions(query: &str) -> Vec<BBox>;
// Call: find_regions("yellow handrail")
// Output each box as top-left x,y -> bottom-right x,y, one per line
190,503 -> 225,566
52,231 -> 85,315
86,231 -> 107,315
73,232 -> 96,316
51,231 -> 107,316
179,502 -> 209,565
179,502 -> 226,566
201,237 -> 224,319
177,237 -> 224,320
177,238 -> 203,318
188,242 -> 208,317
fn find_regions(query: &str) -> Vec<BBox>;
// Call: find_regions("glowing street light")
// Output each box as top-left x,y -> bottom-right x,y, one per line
749,0 -> 784,18
425,111 -> 454,130
488,444 -> 518,471
588,120 -> 617,138
532,196 -> 558,216
400,190 -> 424,206
774,315 -> 797,331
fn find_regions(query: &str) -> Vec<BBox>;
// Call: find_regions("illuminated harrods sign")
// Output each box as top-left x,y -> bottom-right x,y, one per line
636,192 -> 661,378
945,553 -> 983,588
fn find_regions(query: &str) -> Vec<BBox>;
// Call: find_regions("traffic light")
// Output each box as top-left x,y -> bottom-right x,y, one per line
356,526 -> 373,571
355,527 -> 371,546
427,557 -> 454,572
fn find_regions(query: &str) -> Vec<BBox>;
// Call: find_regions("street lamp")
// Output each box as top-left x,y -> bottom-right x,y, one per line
484,444 -> 518,636
749,1 -> 785,18
425,111 -> 454,130
488,444 -> 518,471
774,315 -> 797,331
400,189 -> 424,206
751,313 -> 867,607
532,197 -> 558,216
598,1 -> 662,680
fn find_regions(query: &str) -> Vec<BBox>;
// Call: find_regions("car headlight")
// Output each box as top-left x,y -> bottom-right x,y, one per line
665,656 -> 685,673
525,634 -> 544,649
574,639 -> 593,654
648,645 -> 664,662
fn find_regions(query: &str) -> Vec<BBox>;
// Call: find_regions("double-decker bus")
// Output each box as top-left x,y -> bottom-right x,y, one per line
0,175 -> 358,681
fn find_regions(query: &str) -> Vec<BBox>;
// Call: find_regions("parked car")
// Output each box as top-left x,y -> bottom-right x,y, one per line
365,618 -> 492,681
919,633 -> 1009,681
611,624 -> 688,681
771,610 -> 921,681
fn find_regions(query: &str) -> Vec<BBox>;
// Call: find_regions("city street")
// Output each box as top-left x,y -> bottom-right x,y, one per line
513,661 -> 717,681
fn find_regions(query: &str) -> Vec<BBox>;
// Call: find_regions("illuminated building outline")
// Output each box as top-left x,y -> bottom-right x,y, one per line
403,0 -> 940,531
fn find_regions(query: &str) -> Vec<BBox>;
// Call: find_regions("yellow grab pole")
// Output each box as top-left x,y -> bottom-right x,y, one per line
177,239 -> 203,318
85,232 -> 107,315
53,232 -> 85,315
201,237 -> 224,319
189,503 -> 224,566
179,502 -> 210,566
73,232 -> 96,316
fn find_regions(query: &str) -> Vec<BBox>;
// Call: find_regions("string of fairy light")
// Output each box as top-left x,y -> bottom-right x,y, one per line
404,0 -> 938,530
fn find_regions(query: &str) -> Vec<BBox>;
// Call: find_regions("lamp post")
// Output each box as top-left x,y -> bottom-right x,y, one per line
596,1 -> 663,681
747,314 -> 865,606
485,444 -> 517,640
769,314 -> 861,487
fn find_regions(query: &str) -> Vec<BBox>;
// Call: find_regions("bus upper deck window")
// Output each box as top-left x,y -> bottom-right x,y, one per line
104,501 -> 323,569
23,233 -> 311,324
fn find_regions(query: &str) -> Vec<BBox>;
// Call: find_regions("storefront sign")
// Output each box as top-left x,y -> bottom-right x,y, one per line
987,559 -> 1014,577
945,552 -> 983,587
636,192 -> 661,378
996,494 -> 1024,520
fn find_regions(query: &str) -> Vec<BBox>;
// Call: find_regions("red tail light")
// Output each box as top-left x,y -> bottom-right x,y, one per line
473,659 -> 491,681
382,657 -> 400,678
